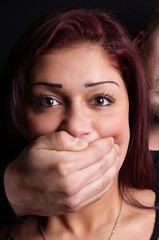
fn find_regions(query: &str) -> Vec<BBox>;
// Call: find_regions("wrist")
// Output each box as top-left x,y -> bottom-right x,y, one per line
0,161 -> 27,226
4,161 -> 28,217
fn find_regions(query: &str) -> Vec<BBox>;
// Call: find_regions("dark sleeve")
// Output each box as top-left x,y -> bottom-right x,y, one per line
155,163 -> 159,193
150,191 -> 159,240
0,161 -> 27,226
150,150 -> 159,192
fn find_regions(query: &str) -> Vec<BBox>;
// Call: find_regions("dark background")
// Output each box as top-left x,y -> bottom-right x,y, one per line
0,0 -> 159,75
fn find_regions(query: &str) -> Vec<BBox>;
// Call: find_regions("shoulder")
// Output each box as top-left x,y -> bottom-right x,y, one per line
118,189 -> 156,240
123,189 -> 156,222
128,188 -> 156,207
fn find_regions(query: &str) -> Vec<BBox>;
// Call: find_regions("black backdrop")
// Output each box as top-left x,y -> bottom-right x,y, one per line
0,0 -> 159,75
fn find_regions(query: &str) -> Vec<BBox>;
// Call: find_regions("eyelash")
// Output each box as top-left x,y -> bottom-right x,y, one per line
89,91 -> 116,106
33,91 -> 116,109
33,94 -> 61,108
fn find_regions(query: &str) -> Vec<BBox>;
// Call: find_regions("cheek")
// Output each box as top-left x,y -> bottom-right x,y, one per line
25,111 -> 62,138
95,111 -> 130,163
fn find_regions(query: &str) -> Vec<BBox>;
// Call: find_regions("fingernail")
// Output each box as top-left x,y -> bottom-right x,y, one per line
114,144 -> 120,153
116,156 -> 120,162
110,137 -> 114,145
74,138 -> 86,145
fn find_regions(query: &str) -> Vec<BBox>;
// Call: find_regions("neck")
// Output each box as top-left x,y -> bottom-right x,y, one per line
149,125 -> 159,150
43,182 -> 122,236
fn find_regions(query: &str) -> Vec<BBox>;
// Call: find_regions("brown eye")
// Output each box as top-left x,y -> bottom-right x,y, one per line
35,96 -> 60,108
93,96 -> 109,106
89,93 -> 116,107
41,97 -> 54,107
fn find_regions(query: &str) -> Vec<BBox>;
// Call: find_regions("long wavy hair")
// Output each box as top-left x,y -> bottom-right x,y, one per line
0,8 -> 154,239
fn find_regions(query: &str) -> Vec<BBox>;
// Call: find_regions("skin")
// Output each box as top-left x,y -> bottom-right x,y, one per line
5,132 -> 118,216
13,43 -> 155,239
4,48 -> 120,217
26,44 -> 130,161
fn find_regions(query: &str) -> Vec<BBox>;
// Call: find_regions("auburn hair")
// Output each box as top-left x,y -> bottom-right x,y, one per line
0,8 -> 154,238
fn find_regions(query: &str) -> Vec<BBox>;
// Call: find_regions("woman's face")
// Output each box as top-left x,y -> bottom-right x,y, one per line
26,44 -> 130,164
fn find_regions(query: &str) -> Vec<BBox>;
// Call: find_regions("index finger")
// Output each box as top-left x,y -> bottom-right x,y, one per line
33,131 -> 89,151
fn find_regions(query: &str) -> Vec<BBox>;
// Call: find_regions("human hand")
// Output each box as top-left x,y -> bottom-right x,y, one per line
4,131 -> 119,216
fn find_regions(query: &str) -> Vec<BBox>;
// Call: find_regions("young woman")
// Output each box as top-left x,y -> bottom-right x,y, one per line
1,8 -> 158,240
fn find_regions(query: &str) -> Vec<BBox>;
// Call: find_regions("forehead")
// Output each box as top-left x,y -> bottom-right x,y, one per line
30,43 -> 123,85
33,44 -> 110,70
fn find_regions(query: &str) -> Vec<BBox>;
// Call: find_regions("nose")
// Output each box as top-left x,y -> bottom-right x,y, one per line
59,106 -> 92,138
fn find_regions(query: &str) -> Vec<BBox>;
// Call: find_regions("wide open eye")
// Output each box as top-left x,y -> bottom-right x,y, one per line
35,96 -> 60,108
93,96 -> 109,106
89,93 -> 116,107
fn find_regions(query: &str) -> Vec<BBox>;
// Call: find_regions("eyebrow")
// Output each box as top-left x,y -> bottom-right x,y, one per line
30,82 -> 63,88
30,80 -> 119,88
85,81 -> 119,87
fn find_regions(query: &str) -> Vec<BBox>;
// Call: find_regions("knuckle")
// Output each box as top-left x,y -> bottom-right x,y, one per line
56,161 -> 69,176
62,179 -> 79,196
56,158 -> 73,176
64,196 -> 80,210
